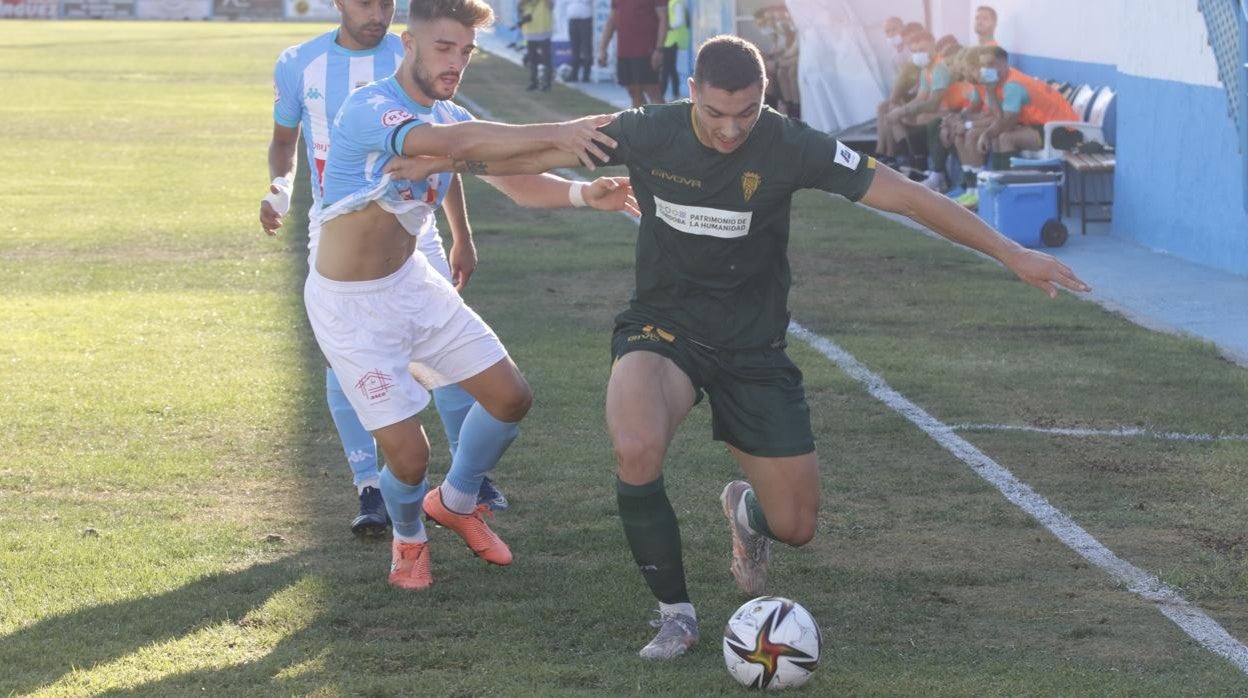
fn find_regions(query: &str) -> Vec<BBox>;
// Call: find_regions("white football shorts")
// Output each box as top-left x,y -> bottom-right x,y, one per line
304,254 -> 507,431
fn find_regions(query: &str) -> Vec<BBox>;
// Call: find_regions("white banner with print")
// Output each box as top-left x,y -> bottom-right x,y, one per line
135,0 -> 211,19
653,195 -> 752,239
62,0 -> 135,18
285,0 -> 336,20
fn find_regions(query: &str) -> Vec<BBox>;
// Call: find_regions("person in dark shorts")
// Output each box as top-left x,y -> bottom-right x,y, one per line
658,0 -> 689,100
387,34 -> 1091,660
597,0 -> 667,107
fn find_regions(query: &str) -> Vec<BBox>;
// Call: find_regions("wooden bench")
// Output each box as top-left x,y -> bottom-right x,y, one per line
1062,151 -> 1115,235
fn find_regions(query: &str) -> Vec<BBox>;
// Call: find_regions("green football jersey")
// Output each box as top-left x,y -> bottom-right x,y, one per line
599,101 -> 877,349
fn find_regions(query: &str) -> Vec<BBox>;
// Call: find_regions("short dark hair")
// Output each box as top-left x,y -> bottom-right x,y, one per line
901,21 -> 925,38
408,0 -> 494,28
976,5 -> 997,21
693,35 -> 765,92
986,45 -> 1009,62
934,34 -> 961,55
910,30 -> 934,44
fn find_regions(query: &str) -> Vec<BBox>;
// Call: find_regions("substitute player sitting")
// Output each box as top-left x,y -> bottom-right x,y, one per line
385,35 -> 1089,654
309,0 -> 634,590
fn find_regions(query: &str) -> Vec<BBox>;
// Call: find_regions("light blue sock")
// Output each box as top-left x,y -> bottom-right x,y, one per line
443,403 -> 519,512
379,467 -> 428,540
326,367 -> 378,489
432,384 -> 476,459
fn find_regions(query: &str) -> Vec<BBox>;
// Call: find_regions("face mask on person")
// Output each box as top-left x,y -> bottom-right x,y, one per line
980,67 -> 1000,82
912,53 -> 930,67
888,35 -> 903,48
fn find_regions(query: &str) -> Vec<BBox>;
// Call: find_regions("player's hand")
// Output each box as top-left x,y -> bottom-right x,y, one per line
584,176 -> 639,216
597,49 -> 608,67
976,132 -> 991,154
885,106 -> 905,122
260,177 -> 291,236
260,198 -> 283,236
1003,248 -> 1091,299
552,113 -> 618,170
650,48 -> 663,71
385,155 -> 453,182
449,239 -> 477,291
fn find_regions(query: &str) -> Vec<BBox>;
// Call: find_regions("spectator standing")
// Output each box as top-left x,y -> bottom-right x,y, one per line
560,0 -> 594,82
659,0 -> 689,100
975,5 -> 998,47
770,5 -> 800,119
521,0 -> 555,91
598,0 -> 668,107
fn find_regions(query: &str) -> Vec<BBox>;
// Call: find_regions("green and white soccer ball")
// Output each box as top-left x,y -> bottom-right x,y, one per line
722,596 -> 821,690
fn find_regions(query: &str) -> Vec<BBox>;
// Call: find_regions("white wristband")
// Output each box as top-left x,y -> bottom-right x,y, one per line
568,181 -> 588,208
263,176 -> 292,215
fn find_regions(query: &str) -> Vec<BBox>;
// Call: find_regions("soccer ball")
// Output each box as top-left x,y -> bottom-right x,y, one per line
722,596 -> 821,690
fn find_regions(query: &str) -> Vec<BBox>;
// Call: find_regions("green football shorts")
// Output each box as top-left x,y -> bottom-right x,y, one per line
610,319 -> 815,458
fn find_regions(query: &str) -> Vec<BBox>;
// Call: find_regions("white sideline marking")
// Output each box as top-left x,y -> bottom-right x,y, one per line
788,321 -> 1248,675
952,423 -> 1248,443
461,86 -> 1248,673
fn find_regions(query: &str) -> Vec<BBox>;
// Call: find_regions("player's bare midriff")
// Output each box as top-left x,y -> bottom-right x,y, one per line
315,201 -> 417,282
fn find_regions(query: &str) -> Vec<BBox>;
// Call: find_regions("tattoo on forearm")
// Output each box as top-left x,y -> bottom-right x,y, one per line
452,159 -> 489,175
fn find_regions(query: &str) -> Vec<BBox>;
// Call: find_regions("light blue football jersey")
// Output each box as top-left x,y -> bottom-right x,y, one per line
273,30 -> 405,202
319,74 -> 472,226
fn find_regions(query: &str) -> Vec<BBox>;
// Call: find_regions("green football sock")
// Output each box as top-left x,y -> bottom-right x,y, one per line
744,488 -> 778,541
617,477 -> 690,605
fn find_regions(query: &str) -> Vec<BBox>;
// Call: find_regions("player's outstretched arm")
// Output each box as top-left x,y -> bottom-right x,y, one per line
385,153 -> 637,215
385,147 -> 583,180
401,113 -> 619,170
481,174 -> 638,215
859,164 -> 1091,298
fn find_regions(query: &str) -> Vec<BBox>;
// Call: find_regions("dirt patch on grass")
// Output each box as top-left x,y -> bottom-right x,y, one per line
1187,529 -> 1248,558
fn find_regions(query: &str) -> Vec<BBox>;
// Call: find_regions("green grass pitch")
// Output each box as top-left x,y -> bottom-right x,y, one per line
1,20 -> 1247,695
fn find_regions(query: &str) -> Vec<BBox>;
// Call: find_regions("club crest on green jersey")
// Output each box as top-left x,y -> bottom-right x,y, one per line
742,171 -> 761,202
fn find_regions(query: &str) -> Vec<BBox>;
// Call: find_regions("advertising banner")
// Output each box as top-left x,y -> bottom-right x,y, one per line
62,0 -> 135,18
213,0 -> 283,20
0,0 -> 58,18
135,0 -> 211,19
285,0 -> 336,20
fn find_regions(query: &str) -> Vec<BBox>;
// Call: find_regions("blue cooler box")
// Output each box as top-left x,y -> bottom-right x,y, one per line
976,170 -> 1062,247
